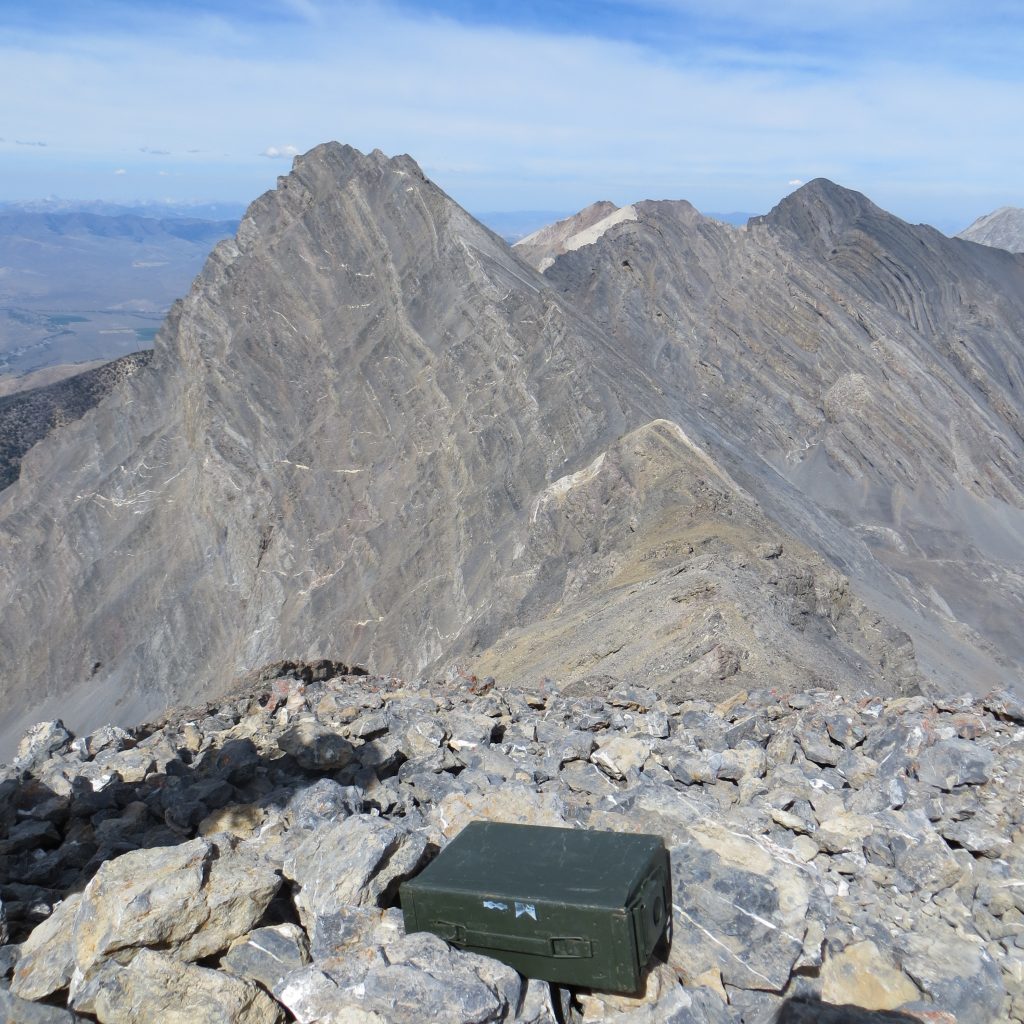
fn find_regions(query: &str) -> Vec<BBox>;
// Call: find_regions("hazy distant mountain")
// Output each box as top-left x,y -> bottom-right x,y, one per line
1,146 -> 1023,759
0,210 -> 237,376
703,210 -> 757,225
513,201 -> 629,271
0,197 -> 248,220
957,206 -> 1024,252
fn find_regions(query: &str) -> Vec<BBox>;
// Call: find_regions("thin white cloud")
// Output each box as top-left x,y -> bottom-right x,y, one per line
788,179 -> 803,186
114,168 -> 127,175
0,1 -> 1020,222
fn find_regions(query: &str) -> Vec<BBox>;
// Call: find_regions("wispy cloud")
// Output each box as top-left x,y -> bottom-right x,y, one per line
114,168 -> 126,175
140,145 -> 171,155
0,0 -> 1020,224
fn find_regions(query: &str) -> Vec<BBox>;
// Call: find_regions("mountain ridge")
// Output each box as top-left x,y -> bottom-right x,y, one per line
1,143 -> 1020,758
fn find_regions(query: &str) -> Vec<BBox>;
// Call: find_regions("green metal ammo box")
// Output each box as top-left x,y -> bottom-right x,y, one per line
400,821 -> 670,993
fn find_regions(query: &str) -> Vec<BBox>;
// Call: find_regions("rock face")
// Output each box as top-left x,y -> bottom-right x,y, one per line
543,180 -> 1024,697
958,206 -> 1024,252
0,146 -> 959,757
2,670 -> 1023,1022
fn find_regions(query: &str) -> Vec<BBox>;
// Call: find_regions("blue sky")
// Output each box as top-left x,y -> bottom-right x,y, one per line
1,1 -> 1022,230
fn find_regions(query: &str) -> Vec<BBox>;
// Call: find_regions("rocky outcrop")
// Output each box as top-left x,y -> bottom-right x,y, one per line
2,667 -> 1022,1022
957,206 -> 1024,253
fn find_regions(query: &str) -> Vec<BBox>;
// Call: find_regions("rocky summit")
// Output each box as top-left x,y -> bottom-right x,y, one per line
2,145 -> 1023,756
2,663 -> 1024,1022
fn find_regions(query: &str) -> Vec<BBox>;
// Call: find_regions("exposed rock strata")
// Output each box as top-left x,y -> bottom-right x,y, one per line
0,147 -> 945,756
542,181 -> 1024,695
2,668 -> 1023,1021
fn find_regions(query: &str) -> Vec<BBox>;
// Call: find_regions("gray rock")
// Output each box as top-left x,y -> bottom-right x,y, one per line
283,815 -> 427,931
69,837 -> 278,975
362,932 -> 522,1023
668,821 -> 821,991
278,720 -> 354,771
222,924 -> 310,992
917,738 -> 994,790
284,778 -> 364,830
983,689 -> 1024,723
9,894 -> 81,1001
306,905 -> 404,961
14,722 -> 73,771
0,989 -> 87,1023
72,947 -> 284,1023
795,721 -> 841,767
898,923 -> 1007,1024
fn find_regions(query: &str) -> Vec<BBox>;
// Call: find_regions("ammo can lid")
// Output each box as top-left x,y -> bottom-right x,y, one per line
405,821 -> 666,909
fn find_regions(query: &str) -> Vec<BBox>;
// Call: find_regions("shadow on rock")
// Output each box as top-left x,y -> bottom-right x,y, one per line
775,994 -> 933,1022
0,660 -> 410,943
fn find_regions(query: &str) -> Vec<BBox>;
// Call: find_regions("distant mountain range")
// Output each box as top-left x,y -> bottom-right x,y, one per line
0,197 -> 248,220
0,210 -> 238,377
0,145 -> 1021,757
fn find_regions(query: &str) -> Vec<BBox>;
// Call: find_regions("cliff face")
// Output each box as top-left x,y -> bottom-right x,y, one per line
0,147 -> 937,754
0,351 -> 153,491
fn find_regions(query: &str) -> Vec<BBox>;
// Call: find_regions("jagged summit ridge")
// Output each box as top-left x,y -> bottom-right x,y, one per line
542,177 -> 1024,693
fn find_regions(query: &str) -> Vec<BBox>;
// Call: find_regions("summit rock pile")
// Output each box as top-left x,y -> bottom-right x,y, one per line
2,663 -> 1023,1023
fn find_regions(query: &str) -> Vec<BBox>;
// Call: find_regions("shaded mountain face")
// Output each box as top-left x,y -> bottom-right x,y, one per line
543,178 -> 1024,693
957,206 -> 1024,253
0,351 -> 152,491
0,147 -> 927,753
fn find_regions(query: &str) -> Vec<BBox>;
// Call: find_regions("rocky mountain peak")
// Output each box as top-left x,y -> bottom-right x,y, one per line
753,178 -> 887,244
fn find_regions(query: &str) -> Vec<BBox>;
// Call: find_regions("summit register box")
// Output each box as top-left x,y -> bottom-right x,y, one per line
400,821 -> 670,992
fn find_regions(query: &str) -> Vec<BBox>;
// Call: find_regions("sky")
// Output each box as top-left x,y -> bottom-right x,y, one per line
1,0 -> 1022,231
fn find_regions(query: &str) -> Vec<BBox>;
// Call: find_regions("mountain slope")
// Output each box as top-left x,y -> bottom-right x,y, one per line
543,179 -> 1024,692
0,350 -> 152,490
0,147 -> 922,754
957,206 -> 1024,253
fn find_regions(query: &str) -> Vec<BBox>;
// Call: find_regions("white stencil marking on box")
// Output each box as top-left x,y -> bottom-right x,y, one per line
483,900 -> 508,912
515,902 -> 537,920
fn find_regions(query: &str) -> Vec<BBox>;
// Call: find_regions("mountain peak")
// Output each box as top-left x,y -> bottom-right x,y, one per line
755,177 -> 885,241
957,205 -> 1024,252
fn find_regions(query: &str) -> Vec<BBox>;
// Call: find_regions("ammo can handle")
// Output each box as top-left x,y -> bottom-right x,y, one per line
432,921 -> 593,959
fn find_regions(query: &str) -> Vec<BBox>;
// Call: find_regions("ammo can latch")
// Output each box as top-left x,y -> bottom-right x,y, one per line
432,920 -> 594,959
